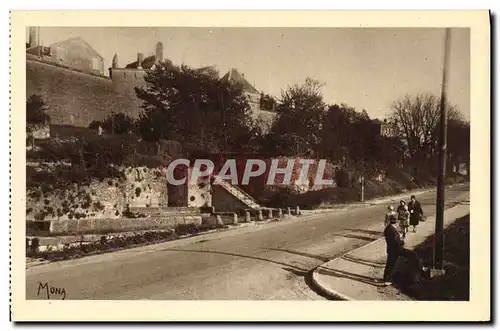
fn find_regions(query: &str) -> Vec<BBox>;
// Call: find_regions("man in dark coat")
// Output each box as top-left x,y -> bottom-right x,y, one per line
383,216 -> 426,285
408,195 -> 424,232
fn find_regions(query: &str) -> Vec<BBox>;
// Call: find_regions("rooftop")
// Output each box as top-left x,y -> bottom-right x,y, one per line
221,68 -> 260,95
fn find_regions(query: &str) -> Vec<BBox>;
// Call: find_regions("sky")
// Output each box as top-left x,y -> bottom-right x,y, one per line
30,27 -> 470,120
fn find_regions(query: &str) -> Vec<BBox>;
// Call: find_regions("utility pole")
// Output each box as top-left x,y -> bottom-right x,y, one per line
432,28 -> 452,276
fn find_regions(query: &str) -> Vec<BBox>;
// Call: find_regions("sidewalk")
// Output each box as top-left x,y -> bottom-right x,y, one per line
300,183 -> 468,216
312,194 -> 470,301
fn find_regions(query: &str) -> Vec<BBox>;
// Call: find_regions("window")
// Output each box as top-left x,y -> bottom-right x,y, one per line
91,57 -> 100,70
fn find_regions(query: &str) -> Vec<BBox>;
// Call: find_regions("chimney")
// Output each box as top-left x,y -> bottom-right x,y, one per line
28,27 -> 38,48
112,53 -> 119,69
155,42 -> 164,62
137,52 -> 144,69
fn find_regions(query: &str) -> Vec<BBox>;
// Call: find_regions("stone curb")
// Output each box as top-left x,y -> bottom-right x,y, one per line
311,271 -> 355,301
311,238 -> 383,301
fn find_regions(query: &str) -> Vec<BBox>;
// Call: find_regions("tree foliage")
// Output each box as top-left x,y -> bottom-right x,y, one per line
89,112 -> 136,135
134,61 -> 259,153
447,118 -> 470,174
265,78 -> 326,156
260,78 -> 408,178
27,94 -> 51,124
319,104 -> 404,176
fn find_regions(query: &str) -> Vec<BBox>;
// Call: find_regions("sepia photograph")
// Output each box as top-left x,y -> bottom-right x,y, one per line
10,10 -> 490,322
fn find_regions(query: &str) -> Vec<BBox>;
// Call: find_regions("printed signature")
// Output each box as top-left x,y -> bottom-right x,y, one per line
37,281 -> 66,300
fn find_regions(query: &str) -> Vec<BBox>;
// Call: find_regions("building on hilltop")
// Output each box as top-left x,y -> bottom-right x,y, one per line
221,68 -> 260,102
221,68 -> 278,132
26,29 -> 278,132
26,27 -> 105,76
108,41 -> 165,87
196,65 -> 219,76
380,119 -> 395,137
107,42 -> 166,118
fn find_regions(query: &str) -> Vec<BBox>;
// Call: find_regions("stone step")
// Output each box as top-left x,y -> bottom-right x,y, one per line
27,215 -> 204,236
217,181 -> 261,209
129,207 -> 201,216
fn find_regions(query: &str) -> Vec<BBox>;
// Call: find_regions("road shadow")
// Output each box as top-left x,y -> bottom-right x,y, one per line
344,228 -> 383,236
162,247 -> 337,300
342,255 -> 385,268
329,233 -> 377,241
317,266 -> 383,287
160,248 -> 308,272
268,248 -> 331,262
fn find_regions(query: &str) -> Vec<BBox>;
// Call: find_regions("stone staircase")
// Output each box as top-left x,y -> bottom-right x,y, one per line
216,179 -> 261,210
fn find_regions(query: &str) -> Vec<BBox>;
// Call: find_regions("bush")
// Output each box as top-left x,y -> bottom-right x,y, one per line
335,169 -> 352,188
26,95 -> 51,124
260,186 -> 361,209
88,113 -> 137,135
175,223 -> 199,236
26,164 -> 125,192
28,223 -> 229,261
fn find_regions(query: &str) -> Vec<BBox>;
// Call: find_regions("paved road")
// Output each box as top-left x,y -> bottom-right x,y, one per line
26,185 -> 469,300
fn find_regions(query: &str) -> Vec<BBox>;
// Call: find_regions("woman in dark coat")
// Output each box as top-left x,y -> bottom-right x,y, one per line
408,195 -> 424,232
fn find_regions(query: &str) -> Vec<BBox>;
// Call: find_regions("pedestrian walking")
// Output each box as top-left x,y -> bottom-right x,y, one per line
396,199 -> 406,215
398,203 -> 410,238
384,205 -> 397,227
383,216 -> 427,286
408,195 -> 424,233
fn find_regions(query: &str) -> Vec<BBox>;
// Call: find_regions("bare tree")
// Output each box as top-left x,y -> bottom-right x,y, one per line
387,93 -> 461,166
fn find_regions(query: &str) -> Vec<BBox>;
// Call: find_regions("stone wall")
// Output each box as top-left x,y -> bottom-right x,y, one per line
26,56 -> 277,132
47,215 -> 202,235
209,156 -> 337,195
123,166 -> 167,208
26,177 -> 125,222
26,165 -> 168,222
186,167 -> 212,208
26,56 -> 142,128
211,184 -> 250,214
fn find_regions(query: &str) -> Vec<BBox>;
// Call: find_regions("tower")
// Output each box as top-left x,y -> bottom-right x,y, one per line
112,53 -> 119,69
28,27 -> 39,48
137,53 -> 144,69
155,42 -> 164,62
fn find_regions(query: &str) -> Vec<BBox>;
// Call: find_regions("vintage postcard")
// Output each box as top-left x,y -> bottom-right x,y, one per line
10,10 -> 490,322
